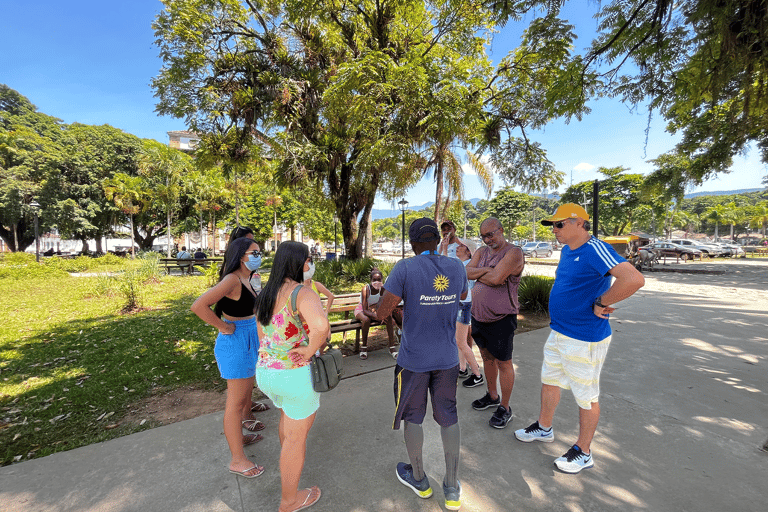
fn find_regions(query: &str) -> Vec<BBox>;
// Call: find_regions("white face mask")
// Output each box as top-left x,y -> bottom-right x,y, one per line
303,260 -> 316,281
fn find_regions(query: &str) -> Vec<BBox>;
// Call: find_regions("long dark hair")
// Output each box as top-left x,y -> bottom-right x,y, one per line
214,237 -> 254,317
255,241 -> 308,326
229,226 -> 254,244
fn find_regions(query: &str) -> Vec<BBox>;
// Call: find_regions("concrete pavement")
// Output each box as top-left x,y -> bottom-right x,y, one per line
1,262 -> 767,511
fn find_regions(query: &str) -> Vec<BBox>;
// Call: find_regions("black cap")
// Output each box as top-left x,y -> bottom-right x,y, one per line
409,218 -> 440,243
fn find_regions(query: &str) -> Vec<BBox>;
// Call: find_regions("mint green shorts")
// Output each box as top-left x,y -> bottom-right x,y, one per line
256,365 -> 320,420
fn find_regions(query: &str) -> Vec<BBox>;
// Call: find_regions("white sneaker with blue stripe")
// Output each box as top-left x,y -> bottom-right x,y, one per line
514,421 -> 554,443
554,444 -> 594,473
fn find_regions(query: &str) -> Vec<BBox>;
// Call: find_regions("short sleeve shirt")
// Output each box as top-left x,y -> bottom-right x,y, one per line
548,237 -> 626,342
384,253 -> 468,372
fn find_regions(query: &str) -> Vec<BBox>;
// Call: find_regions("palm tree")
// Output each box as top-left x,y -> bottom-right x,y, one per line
749,201 -> 768,238
103,173 -> 146,258
137,140 -> 192,257
704,204 -> 728,240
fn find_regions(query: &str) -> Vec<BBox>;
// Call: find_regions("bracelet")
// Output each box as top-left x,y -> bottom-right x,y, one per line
592,297 -> 606,309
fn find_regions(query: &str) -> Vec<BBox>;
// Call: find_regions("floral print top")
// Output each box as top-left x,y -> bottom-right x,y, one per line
257,299 -> 310,370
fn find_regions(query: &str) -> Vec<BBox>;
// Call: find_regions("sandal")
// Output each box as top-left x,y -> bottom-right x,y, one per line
280,486 -> 322,512
242,419 -> 266,432
229,464 -> 264,479
359,346 -> 368,360
390,346 -> 399,359
250,401 -> 270,413
243,433 -> 263,446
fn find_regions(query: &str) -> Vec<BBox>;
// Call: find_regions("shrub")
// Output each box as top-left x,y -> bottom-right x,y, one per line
0,252 -> 68,279
518,275 -> 554,313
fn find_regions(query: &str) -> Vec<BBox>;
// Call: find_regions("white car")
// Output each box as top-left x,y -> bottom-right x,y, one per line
668,239 -> 727,257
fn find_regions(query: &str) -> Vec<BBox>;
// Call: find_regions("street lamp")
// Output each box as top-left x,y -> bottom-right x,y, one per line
398,199 -> 408,260
30,200 -> 40,263
332,213 -> 338,258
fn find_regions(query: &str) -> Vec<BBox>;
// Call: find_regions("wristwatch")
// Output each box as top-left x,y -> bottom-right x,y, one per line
592,297 -> 607,309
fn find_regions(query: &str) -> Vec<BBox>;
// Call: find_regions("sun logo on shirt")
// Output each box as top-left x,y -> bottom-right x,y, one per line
433,274 -> 449,292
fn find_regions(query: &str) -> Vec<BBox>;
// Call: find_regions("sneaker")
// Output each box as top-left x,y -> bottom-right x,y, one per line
554,445 -> 594,474
514,421 -> 554,443
457,369 -> 470,379
471,392 -> 500,411
489,405 -> 512,428
443,480 -> 461,510
395,462 -> 433,498
462,373 -> 484,388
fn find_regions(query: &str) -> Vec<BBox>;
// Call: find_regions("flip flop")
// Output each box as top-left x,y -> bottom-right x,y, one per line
250,401 -> 270,413
242,419 -> 266,432
243,433 -> 263,446
359,346 -> 368,360
229,464 -> 264,479
282,486 -> 321,512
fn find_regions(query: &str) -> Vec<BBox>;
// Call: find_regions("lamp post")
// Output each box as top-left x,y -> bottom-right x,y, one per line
333,213 -> 338,258
30,200 -> 40,263
398,199 -> 408,260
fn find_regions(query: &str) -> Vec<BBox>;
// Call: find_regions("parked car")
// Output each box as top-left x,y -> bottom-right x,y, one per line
646,241 -> 702,261
522,241 -> 553,258
667,239 -> 727,257
712,241 -> 745,257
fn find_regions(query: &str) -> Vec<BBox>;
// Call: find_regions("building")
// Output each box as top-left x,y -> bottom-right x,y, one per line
167,130 -> 200,151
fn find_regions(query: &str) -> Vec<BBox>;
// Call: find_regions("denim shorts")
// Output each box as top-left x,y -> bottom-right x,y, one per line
256,365 -> 320,420
214,317 -> 258,380
457,301 -> 472,325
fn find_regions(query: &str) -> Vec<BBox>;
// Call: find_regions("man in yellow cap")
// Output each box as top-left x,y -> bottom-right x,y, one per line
514,203 -> 644,474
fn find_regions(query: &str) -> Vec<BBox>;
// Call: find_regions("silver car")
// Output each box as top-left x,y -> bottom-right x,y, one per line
522,242 -> 553,258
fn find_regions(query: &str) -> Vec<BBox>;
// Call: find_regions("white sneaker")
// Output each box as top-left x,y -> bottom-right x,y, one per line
514,421 -> 554,443
554,445 -> 594,474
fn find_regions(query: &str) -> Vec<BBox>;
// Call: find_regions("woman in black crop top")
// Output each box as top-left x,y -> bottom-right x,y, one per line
191,237 -> 266,478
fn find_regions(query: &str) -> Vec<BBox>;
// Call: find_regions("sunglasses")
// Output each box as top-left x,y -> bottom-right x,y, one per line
249,250 -> 262,257
552,220 -> 573,229
480,227 -> 501,240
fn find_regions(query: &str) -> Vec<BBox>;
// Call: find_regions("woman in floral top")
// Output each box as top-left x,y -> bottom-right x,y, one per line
255,241 -> 330,512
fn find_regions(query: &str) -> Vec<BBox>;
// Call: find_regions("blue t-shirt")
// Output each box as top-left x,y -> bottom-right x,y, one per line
385,252 -> 468,372
548,237 -> 626,342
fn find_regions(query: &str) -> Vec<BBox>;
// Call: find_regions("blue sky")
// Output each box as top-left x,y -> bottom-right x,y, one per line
2,0 -> 764,213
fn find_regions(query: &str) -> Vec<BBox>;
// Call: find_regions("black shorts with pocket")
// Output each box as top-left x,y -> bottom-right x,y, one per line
392,364 -> 459,430
471,314 -> 517,361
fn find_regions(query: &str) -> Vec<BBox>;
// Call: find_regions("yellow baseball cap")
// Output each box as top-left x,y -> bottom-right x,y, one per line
540,203 -> 590,226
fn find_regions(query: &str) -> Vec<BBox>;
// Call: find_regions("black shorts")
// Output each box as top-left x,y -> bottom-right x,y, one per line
392,364 -> 459,430
471,314 -> 517,361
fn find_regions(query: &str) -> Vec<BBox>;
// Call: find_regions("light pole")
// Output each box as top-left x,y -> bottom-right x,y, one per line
398,199 -> 408,260
332,213 -> 338,258
30,200 -> 40,262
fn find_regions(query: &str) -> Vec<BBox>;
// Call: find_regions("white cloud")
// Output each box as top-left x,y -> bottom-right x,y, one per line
573,162 -> 596,172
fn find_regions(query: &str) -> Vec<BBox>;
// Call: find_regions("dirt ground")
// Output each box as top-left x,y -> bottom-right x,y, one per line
122,311 -> 550,428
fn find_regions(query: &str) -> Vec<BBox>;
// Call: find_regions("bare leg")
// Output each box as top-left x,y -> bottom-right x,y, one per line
576,402 -> 600,453
479,347 -> 499,400
224,377 -> 259,473
496,358 -> 515,410
538,384 -> 561,428
456,322 -> 480,376
278,411 -> 317,511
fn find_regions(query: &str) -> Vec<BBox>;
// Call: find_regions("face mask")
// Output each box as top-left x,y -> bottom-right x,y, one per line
371,280 -> 383,290
303,260 -> 316,281
245,254 -> 262,271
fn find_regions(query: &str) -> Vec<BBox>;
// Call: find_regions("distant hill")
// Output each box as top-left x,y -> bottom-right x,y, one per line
371,199 -> 482,220
683,188 -> 762,198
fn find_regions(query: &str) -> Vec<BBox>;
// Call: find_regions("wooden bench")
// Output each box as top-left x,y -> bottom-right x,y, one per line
322,292 -> 402,351
159,257 -> 223,275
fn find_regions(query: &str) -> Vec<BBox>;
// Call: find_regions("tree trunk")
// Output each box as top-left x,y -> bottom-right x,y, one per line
129,214 -> 135,258
434,158 -> 444,222
13,222 -> 19,252
199,212 -> 204,250
166,208 -> 172,257
365,210 -> 372,257
212,210 -> 217,255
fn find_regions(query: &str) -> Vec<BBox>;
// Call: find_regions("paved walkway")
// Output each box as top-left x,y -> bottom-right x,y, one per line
1,262 -> 767,511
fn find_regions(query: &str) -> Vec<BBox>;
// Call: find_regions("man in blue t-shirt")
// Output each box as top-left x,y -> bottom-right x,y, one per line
377,217 -> 467,511
514,204 -> 644,474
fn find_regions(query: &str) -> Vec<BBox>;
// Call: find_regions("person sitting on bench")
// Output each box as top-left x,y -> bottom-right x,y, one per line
354,268 -> 398,360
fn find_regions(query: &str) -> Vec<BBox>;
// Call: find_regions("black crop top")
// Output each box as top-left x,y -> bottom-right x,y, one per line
218,282 -> 256,317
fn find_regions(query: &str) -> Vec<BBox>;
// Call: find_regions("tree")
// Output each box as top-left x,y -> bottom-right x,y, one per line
104,173 -> 146,258
137,140 -> 192,257
485,188 -> 533,235
705,204 -> 729,239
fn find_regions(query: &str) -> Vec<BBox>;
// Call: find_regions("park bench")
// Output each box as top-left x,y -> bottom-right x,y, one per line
322,292 -> 398,352
160,257 -> 223,275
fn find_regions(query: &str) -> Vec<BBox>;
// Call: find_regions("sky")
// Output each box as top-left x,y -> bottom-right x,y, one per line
2,0 -> 764,213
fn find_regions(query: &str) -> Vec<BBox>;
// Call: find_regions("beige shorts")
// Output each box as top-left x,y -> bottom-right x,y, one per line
541,330 -> 611,409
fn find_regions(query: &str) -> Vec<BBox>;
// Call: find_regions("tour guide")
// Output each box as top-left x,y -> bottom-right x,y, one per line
377,217 -> 468,511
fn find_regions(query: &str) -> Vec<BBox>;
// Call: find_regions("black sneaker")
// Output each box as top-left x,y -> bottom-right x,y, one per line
489,405 -> 512,429
457,369 -> 470,379
471,392 -> 500,411
462,373 -> 484,388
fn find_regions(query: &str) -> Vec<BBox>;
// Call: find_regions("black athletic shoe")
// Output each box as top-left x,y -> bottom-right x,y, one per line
457,369 -> 470,379
462,373 -> 484,388
471,392 -> 500,411
489,405 -> 512,429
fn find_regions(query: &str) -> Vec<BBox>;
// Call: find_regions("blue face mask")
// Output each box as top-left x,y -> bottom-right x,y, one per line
245,254 -> 262,271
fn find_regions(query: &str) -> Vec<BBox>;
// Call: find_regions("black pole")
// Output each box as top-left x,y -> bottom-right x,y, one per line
401,209 -> 406,260
34,211 -> 40,263
592,180 -> 599,236
333,220 -> 337,257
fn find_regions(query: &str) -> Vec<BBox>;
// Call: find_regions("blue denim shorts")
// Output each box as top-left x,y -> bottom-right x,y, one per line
214,317 -> 258,380
256,365 -> 320,420
457,301 -> 472,325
